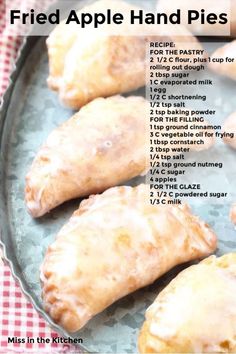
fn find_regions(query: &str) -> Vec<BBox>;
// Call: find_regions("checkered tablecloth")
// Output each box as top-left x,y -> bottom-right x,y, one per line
0,1 -> 82,353
0,0 -> 56,97
0,258 -> 79,354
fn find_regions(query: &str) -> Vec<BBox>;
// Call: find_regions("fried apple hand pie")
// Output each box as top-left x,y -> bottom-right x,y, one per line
139,253 -> 236,353
47,0 -> 205,109
47,0 -> 151,108
25,95 -> 214,217
40,184 -> 217,332
25,96 -> 149,217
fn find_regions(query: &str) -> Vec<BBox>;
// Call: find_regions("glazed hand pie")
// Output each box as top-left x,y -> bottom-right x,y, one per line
209,41 -> 236,80
47,0 -> 204,109
25,95 -> 214,217
40,184 -> 217,332
25,96 -> 149,217
47,0 -> 149,108
139,253 -> 236,354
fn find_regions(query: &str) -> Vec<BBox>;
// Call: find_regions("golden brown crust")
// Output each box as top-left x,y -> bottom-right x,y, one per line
25,95 -> 149,217
222,112 -> 236,149
40,184 -> 217,332
139,253 -> 236,354
230,204 -> 236,224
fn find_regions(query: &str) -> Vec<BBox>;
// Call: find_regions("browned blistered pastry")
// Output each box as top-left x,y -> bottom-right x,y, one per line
25,95 -> 214,218
209,41 -> 236,80
47,0 -> 205,109
230,204 -> 236,224
139,253 -> 236,354
222,112 -> 236,148
40,184 -> 217,332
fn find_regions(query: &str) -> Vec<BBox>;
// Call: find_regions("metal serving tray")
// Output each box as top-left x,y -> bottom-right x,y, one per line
0,34 -> 236,353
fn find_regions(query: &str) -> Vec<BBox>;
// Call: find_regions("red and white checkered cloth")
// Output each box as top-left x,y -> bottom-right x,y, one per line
0,0 -> 21,97
0,0 -> 55,99
0,261 -> 79,353
0,1 -> 81,353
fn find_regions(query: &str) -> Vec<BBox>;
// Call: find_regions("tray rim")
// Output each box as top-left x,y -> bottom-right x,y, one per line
0,24 -> 232,354
0,35 -> 90,353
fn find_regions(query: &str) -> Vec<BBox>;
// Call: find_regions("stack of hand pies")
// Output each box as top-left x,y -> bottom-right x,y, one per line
25,0 -> 236,352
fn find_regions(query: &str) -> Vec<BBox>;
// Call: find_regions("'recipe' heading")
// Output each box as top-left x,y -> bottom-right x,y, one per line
9,9 -> 228,28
